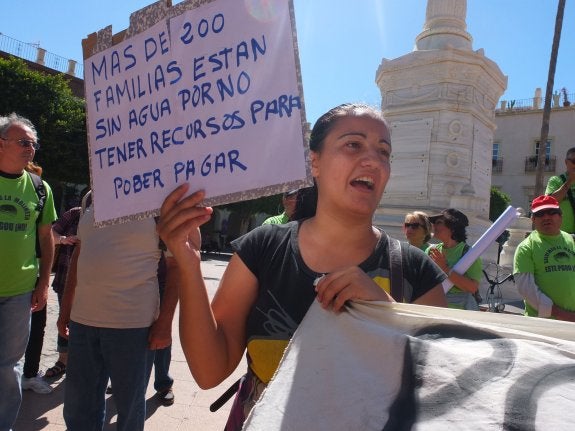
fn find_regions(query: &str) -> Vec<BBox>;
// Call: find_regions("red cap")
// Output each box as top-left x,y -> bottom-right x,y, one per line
531,195 -> 560,213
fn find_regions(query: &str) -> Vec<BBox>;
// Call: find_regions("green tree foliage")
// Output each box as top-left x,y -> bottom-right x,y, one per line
0,57 -> 88,184
489,186 -> 511,222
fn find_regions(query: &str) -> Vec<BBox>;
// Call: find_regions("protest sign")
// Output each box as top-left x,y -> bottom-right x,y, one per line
83,0 -> 310,225
245,301 -> 575,430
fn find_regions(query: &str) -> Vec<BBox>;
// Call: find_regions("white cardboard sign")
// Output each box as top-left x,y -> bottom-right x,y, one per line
84,0 -> 309,224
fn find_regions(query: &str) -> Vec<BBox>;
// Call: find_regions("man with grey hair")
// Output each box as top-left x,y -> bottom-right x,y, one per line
0,113 -> 57,430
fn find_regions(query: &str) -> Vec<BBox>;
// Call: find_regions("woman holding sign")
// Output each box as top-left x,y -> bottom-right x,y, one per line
157,103 -> 447,429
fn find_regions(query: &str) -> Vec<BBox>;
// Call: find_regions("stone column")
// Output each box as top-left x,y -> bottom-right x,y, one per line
36,47 -> 46,65
374,0 -> 507,252
67,59 -> 77,76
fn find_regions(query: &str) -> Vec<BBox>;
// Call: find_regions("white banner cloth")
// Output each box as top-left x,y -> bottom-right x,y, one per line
245,301 -> 575,430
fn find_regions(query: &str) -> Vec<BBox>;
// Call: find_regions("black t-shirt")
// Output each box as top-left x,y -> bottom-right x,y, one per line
231,221 -> 445,383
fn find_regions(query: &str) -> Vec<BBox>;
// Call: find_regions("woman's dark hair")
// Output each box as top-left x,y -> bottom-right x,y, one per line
289,185 -> 318,221
309,103 -> 389,152
444,218 -> 467,243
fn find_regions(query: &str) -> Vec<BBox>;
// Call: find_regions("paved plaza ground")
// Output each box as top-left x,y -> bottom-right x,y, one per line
15,254 -> 245,431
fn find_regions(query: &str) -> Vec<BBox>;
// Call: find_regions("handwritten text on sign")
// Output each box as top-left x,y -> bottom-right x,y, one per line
84,0 -> 307,223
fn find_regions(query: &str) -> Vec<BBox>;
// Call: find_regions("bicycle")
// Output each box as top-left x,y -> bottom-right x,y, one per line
482,262 -> 514,312
480,230 -> 514,313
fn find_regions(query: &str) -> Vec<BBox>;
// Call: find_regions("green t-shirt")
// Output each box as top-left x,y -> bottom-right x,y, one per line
426,241 -> 483,294
0,172 -> 57,296
513,230 -> 575,316
545,174 -> 575,233
262,212 -> 289,225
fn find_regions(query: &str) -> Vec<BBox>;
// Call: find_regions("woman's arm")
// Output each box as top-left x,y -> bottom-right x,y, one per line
445,269 -> 480,294
158,184 -> 258,388
177,253 -> 258,388
57,243 -> 80,338
413,284 -> 448,307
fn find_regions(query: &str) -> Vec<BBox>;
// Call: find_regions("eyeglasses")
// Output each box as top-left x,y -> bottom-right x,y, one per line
533,209 -> 562,217
404,222 -> 422,229
0,137 -> 40,150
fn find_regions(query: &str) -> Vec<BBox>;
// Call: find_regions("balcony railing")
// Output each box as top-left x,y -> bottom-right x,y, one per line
492,158 -> 503,173
0,32 -> 83,78
497,93 -> 574,112
524,155 -> 556,173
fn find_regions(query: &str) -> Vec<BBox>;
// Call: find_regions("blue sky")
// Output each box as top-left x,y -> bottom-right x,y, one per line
1,0 -> 573,124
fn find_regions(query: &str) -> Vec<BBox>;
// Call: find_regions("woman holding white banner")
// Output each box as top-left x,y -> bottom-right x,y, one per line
157,103 -> 447,429
427,208 -> 483,310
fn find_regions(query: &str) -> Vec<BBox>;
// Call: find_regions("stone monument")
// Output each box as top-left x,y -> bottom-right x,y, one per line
374,0 -> 507,251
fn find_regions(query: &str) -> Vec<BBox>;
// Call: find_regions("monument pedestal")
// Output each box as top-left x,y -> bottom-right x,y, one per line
373,0 -> 507,264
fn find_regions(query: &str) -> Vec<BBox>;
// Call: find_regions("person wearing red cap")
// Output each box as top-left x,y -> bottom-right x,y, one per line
545,147 -> 575,234
513,195 -> 575,321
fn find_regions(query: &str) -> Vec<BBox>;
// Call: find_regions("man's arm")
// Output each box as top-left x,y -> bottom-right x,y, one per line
551,304 -> 575,322
148,255 -> 180,350
517,273 -> 575,321
547,173 -> 575,203
31,223 -> 55,311
57,243 -> 80,338
515,272 -> 557,318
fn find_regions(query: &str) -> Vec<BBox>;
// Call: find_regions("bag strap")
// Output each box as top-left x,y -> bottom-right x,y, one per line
27,171 -> 46,214
385,232 -> 404,302
27,171 -> 46,257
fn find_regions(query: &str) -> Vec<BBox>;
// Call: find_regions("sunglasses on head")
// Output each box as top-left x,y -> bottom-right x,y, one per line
533,209 -> 561,217
404,222 -> 422,229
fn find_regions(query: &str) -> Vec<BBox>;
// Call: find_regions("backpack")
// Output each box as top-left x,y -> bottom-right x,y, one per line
28,171 -> 46,257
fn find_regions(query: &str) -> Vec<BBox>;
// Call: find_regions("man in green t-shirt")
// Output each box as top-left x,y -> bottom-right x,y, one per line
545,147 -> 575,233
262,189 -> 298,225
513,195 -> 575,321
0,113 -> 57,430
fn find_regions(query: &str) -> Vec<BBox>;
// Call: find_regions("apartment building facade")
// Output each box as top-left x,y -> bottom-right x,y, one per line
493,93 -> 575,211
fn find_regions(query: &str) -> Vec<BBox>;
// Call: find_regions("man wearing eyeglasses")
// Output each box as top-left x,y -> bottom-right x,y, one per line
513,195 -> 575,321
545,147 -> 575,233
0,113 -> 57,430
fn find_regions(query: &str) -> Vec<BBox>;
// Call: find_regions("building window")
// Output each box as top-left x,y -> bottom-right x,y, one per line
535,139 -> 552,161
525,139 -> 556,173
492,143 -> 503,173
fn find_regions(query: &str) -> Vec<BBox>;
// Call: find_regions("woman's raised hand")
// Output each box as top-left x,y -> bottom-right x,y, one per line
157,184 -> 213,260
428,247 -> 449,273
